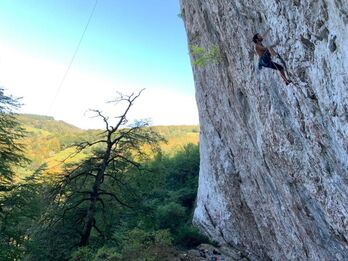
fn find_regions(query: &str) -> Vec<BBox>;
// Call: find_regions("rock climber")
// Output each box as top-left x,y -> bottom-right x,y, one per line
252,29 -> 292,85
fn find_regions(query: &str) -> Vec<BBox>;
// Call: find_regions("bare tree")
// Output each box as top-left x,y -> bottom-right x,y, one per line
54,90 -> 162,246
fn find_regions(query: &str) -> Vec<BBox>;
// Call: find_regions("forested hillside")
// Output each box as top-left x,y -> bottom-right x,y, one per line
16,114 -> 199,177
1,110 -> 205,260
17,114 -> 98,175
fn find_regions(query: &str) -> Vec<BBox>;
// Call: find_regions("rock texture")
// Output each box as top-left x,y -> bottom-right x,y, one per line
171,244 -> 245,261
179,0 -> 348,260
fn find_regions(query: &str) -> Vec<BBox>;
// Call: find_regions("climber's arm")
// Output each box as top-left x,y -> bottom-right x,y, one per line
267,40 -> 280,56
261,28 -> 271,39
269,40 -> 280,48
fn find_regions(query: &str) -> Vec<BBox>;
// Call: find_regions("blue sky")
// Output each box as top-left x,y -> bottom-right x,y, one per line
0,0 -> 197,129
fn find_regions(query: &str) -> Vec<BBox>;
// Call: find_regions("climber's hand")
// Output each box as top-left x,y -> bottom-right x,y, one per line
262,28 -> 271,39
271,40 -> 280,47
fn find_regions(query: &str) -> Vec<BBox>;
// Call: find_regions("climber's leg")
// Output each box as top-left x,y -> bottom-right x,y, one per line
268,62 -> 292,85
268,47 -> 277,57
279,68 -> 292,85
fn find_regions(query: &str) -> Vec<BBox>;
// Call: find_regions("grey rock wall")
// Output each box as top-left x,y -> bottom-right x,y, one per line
179,0 -> 348,260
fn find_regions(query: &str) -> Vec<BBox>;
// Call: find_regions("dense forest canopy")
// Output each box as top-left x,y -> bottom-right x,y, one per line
0,93 -> 205,260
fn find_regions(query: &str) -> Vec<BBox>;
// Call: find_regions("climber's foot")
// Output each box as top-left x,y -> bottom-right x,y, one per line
285,80 -> 292,85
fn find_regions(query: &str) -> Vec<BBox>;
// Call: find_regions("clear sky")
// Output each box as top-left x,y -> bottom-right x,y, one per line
0,0 -> 198,129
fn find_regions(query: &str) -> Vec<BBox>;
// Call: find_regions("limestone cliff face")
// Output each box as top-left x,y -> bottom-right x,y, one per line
179,0 -> 348,260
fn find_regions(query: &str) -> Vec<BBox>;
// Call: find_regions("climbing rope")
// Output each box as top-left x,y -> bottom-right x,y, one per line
49,0 -> 99,113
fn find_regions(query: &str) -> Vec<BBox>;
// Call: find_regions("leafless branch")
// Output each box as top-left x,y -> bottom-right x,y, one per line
73,139 -> 107,151
96,197 -> 105,209
93,219 -> 105,239
86,109 -> 110,130
98,191 -> 132,208
60,198 -> 91,223
109,89 -> 145,133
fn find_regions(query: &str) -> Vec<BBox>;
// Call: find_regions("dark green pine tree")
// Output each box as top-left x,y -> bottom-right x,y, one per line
0,88 -> 30,261
0,88 -> 28,192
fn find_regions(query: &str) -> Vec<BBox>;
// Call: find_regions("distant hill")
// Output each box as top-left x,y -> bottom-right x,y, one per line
16,114 -> 199,176
17,114 -> 99,173
18,114 -> 82,133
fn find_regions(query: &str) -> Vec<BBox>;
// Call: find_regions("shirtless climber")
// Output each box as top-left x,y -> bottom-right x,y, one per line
253,29 -> 292,85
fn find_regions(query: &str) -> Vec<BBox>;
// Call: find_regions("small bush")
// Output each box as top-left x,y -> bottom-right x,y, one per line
191,45 -> 222,67
71,247 -> 94,261
122,228 -> 173,260
175,225 -> 210,248
170,188 -> 197,209
93,247 -> 121,261
157,203 -> 187,231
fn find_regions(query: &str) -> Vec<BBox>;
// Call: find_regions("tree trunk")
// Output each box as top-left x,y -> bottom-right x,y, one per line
78,195 -> 97,246
78,136 -> 112,246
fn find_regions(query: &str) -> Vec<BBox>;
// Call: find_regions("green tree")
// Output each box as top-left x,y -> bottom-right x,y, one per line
0,88 -> 30,260
54,91 -> 163,248
0,88 -> 28,192
121,228 -> 173,260
191,44 -> 222,67
0,173 -> 47,261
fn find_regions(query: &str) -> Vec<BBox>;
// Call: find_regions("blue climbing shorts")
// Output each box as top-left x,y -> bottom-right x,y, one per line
258,50 -> 283,71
